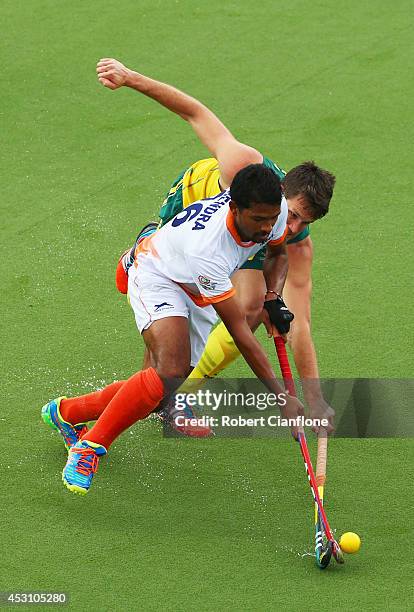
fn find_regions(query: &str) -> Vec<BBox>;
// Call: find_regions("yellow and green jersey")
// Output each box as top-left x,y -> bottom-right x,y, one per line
160,156 -> 286,222
158,156 -> 309,269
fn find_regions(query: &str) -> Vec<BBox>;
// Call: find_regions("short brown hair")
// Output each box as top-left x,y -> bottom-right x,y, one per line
282,161 -> 336,220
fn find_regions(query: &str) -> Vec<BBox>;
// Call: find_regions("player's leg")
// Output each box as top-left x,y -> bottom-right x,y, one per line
62,316 -> 190,495
47,298 -> 156,443
232,268 -> 266,329
41,381 -> 127,451
158,300 -> 218,437
190,265 -> 265,379
77,315 -> 191,449
60,265 -> 192,493
48,344 -> 157,441
61,263 -> 191,432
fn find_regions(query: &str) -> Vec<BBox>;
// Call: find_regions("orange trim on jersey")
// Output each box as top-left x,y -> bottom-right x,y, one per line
133,235 -> 159,268
226,210 -> 255,247
204,287 -> 236,304
268,227 -> 288,246
178,283 -> 236,307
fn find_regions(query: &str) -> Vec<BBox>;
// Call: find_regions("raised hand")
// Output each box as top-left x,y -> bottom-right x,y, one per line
96,58 -> 131,90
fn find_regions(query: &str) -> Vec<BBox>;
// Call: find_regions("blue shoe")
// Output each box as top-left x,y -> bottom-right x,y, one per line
62,440 -> 107,495
135,222 -> 159,247
125,222 -> 159,275
41,397 -> 88,451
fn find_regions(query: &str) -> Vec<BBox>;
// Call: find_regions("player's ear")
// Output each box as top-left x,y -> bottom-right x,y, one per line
229,200 -> 238,215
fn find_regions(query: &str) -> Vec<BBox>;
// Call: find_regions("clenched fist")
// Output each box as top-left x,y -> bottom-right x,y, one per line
96,58 -> 131,90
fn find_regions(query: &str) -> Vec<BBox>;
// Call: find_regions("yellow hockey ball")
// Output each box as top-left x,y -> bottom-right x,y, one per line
339,532 -> 361,553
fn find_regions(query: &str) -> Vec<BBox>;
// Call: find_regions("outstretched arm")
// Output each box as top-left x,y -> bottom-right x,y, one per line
261,240 -> 295,338
96,58 -> 262,187
283,237 -> 334,432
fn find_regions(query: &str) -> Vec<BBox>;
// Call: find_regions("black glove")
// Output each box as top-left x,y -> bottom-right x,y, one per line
263,294 -> 294,334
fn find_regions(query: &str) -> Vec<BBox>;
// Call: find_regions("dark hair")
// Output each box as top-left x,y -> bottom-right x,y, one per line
230,164 -> 282,210
282,161 -> 336,219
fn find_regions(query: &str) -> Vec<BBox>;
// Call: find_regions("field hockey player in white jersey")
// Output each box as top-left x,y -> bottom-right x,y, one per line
42,164 -> 304,495
97,57 -> 336,437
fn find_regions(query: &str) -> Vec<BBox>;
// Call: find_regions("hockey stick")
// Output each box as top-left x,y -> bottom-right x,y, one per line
314,434 -> 332,568
274,336 -> 344,566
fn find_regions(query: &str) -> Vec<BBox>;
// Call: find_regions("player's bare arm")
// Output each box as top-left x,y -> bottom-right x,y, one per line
283,237 -> 334,432
263,241 -> 289,296
96,58 -> 262,187
260,240 -> 294,338
213,295 -> 303,437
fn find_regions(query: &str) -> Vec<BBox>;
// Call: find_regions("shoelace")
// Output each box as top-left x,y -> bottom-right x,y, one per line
71,447 -> 99,476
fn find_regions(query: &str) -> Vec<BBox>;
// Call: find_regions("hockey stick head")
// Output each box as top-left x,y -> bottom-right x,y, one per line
332,540 -> 345,564
315,513 -> 333,569
317,544 -> 333,569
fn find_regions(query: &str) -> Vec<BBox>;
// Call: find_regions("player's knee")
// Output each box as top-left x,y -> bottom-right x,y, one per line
155,363 -> 191,382
242,298 -> 263,330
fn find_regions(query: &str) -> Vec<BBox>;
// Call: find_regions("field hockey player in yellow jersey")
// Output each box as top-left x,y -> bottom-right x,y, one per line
98,58 -> 336,435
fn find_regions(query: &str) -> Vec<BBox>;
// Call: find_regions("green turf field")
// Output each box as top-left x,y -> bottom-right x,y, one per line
1,0 -> 413,610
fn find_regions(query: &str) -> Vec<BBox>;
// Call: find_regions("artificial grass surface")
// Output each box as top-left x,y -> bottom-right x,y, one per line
2,433 -> 413,610
1,0 -> 413,610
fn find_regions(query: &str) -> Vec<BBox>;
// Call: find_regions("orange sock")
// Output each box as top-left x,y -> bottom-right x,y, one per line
82,367 -> 164,448
60,381 -> 125,425
115,253 -> 129,294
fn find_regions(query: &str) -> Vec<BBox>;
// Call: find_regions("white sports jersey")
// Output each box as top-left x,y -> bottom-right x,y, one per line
134,189 -> 288,307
